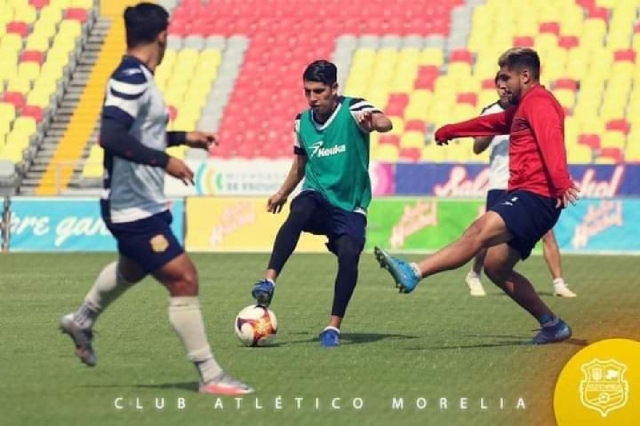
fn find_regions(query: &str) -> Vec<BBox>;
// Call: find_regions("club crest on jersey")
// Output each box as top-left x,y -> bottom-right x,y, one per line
309,141 -> 346,158
150,234 -> 169,253
579,358 -> 628,417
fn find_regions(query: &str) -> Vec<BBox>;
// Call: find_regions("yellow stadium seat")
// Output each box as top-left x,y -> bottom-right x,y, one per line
627,135 -> 640,161
452,104 -> 477,122
580,118 -> 605,135
478,90 -> 497,109
27,90 -> 53,108
388,116 -> 405,136
567,143 -> 593,163
0,103 -> 16,122
389,71 -> 416,93
555,89 -> 576,110
513,18 -> 538,37
374,143 -> 399,162
39,6 -> 63,24
365,88 -> 390,111
49,0 -> 72,10
400,132 -> 425,149
421,143 -> 446,163
1,33 -> 23,53
25,34 -> 51,52
13,117 -> 37,136
457,76 -> 480,94
351,48 -> 376,69
71,0 -> 94,9
14,5 -> 37,24
58,19 -> 82,38
419,48 -> 444,66
581,19 -> 608,46
7,76 -> 31,94
18,62 -> 40,82
601,131 -> 626,150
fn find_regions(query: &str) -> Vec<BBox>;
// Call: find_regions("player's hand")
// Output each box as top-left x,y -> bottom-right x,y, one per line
434,125 -> 452,145
356,110 -> 374,132
185,131 -> 218,151
165,157 -> 194,186
267,191 -> 288,214
556,184 -> 580,208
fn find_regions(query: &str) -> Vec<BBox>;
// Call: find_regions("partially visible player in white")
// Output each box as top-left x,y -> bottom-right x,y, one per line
465,73 -> 577,298
59,2 -> 254,395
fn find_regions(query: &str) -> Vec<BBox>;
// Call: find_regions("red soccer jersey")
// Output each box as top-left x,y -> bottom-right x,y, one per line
437,85 -> 573,198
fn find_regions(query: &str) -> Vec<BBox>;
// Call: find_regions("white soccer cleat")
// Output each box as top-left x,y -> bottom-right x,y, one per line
553,284 -> 577,298
60,313 -> 97,367
465,272 -> 486,297
199,372 -> 255,395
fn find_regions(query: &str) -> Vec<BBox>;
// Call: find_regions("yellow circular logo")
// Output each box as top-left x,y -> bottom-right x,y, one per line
554,338 -> 640,425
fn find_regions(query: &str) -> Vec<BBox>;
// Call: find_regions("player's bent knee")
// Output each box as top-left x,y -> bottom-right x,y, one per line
169,272 -> 199,297
483,264 -> 508,285
334,236 -> 363,263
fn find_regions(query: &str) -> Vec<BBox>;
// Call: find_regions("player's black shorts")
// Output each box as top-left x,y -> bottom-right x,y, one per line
486,189 -> 508,211
291,190 -> 366,254
489,190 -> 560,260
102,208 -> 184,274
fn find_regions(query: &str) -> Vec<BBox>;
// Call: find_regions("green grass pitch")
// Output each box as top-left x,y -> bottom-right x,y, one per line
0,253 -> 638,426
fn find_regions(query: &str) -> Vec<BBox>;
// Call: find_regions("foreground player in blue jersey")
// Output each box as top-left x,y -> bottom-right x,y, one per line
59,2 -> 253,395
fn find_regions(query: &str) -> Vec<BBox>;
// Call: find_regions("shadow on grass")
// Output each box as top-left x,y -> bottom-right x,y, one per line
404,337 -> 589,351
284,331 -> 419,346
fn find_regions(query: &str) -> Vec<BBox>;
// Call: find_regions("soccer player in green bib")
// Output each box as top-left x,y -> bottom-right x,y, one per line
251,60 -> 392,347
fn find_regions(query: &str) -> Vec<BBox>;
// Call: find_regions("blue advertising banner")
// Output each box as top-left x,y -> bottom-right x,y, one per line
554,199 -> 640,254
9,198 -> 185,252
394,164 -> 633,198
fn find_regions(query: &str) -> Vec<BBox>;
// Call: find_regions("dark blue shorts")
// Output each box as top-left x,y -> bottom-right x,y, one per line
486,189 -> 508,211
291,190 -> 366,254
489,190 -> 560,260
102,208 -> 184,274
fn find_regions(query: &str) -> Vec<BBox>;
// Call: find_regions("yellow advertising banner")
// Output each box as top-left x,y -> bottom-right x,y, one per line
185,197 -> 327,252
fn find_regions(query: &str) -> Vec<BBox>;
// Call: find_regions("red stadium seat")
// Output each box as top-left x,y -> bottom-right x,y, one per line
513,36 -> 535,48
1,92 -> 26,110
6,22 -> 30,37
599,148 -> 623,163
449,49 -> 473,64
614,50 -> 636,63
539,22 -> 561,36
606,119 -> 630,135
385,94 -> 409,116
405,120 -> 427,133
20,51 -> 45,65
554,78 -> 578,91
482,79 -> 496,89
589,7 -> 609,21
379,135 -> 400,146
64,8 -> 89,23
22,105 -> 44,122
29,0 -> 49,8
399,147 -> 422,162
578,134 -> 601,150
558,36 -> 579,50
457,92 -> 477,107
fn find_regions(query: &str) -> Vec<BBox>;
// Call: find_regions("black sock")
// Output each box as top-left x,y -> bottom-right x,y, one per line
331,235 -> 363,318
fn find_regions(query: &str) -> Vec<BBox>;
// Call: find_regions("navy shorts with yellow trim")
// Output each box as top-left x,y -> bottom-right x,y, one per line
103,209 -> 184,273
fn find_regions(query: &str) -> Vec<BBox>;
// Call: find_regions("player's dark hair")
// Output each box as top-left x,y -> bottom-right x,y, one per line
498,47 -> 541,80
303,60 -> 338,85
124,2 -> 169,49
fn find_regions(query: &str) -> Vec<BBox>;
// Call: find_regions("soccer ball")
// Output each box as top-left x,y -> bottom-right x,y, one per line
234,305 -> 278,347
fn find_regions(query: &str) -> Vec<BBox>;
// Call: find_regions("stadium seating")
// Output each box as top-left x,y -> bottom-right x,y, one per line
0,0 -> 95,176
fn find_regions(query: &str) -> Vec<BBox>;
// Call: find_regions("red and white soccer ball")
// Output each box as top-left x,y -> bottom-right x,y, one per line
234,305 -> 278,347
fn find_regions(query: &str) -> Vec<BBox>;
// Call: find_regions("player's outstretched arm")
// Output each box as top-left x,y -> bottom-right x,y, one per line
434,108 -> 516,145
100,117 -> 170,167
267,154 -> 307,214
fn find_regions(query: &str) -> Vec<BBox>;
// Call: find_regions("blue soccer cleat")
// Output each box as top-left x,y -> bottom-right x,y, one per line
530,319 -> 572,345
319,327 -> 340,348
251,279 -> 275,307
374,246 -> 421,294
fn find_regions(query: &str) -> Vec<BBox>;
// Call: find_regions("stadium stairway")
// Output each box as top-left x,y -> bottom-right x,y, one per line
19,16 -> 111,195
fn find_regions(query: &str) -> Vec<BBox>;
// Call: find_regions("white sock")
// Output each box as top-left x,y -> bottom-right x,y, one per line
409,262 -> 422,278
266,278 -> 276,287
553,278 -> 566,287
468,271 -> 480,278
73,262 -> 131,329
168,297 -> 223,383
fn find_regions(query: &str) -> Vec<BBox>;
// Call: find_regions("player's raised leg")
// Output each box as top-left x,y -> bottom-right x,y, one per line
483,243 -> 572,344
375,211 -> 512,293
154,253 -> 254,395
252,192 -> 318,307
60,256 -> 145,367
541,230 -> 576,298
